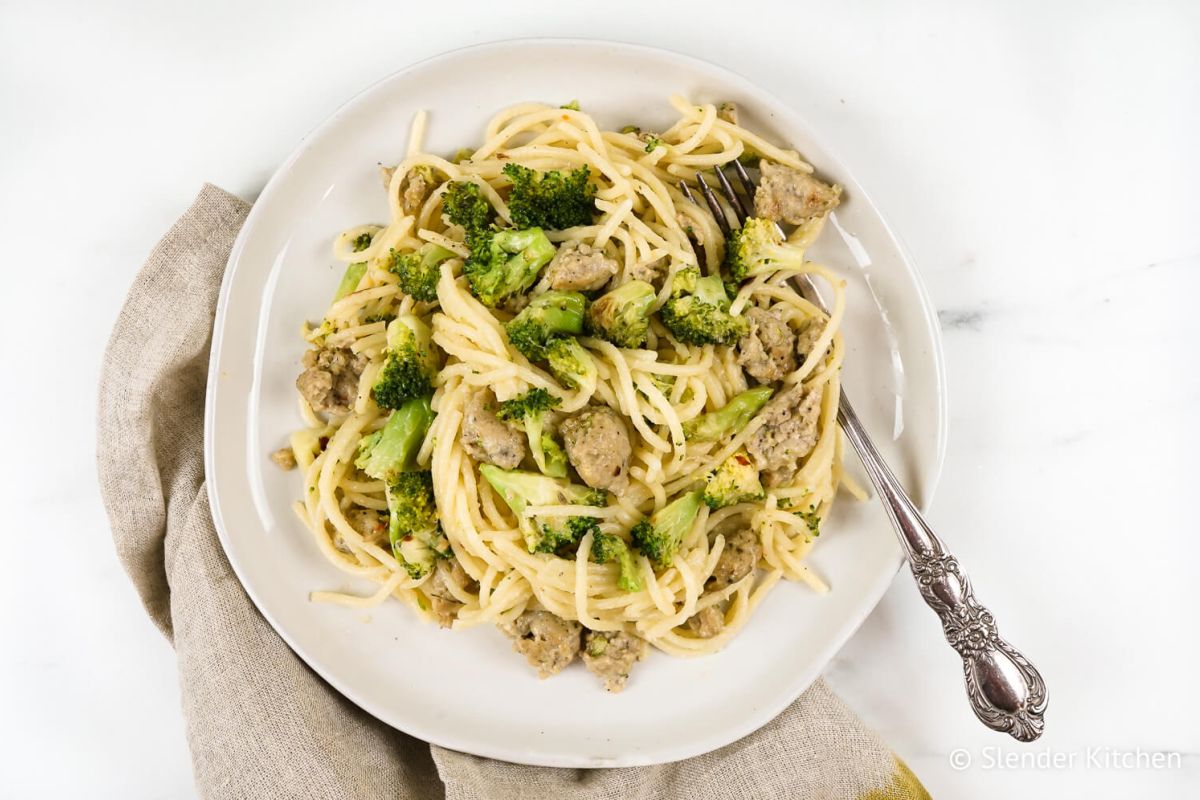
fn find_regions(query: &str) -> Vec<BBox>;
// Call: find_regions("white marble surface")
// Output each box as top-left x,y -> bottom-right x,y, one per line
2,1 -> 1197,797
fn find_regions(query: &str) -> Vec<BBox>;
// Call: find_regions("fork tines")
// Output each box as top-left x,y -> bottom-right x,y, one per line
681,162 -> 759,235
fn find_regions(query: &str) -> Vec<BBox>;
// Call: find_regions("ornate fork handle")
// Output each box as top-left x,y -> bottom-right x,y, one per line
837,394 -> 1048,741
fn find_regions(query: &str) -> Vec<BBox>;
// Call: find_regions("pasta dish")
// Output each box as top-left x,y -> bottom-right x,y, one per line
271,96 -> 861,692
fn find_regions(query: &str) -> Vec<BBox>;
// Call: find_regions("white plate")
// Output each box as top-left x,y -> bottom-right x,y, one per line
205,39 -> 947,768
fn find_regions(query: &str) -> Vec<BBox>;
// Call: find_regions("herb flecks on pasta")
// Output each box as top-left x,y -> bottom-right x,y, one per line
282,97 -> 862,693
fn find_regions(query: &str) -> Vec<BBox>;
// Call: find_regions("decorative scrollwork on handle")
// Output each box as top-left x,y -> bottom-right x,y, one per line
909,550 -> 1048,741
820,285 -> 1047,742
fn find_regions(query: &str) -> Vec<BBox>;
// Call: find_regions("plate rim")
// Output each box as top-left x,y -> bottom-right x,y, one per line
204,36 -> 948,767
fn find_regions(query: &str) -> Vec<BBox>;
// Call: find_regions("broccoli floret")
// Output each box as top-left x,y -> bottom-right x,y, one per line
386,471 -> 448,579
545,337 -> 598,389
659,267 -> 749,345
495,386 -> 559,420
449,147 -> 474,164
495,388 -> 567,477
703,451 -> 765,509
388,243 -> 454,303
386,470 -> 438,543
442,180 -> 493,235
560,99 -> 581,111
590,532 -> 643,592
643,135 -> 663,153
463,227 -> 556,308
479,465 -> 607,554
504,291 -> 587,360
352,232 -> 373,252
331,261 -> 368,302
586,279 -> 656,348
355,397 -> 434,481
683,386 -> 774,441
630,490 -> 704,570
372,315 -> 439,409
724,217 -> 808,283
502,163 -> 596,230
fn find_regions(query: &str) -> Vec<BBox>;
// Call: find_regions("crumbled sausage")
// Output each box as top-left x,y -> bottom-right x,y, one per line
795,316 -> 826,365
461,388 -> 527,469
708,528 -> 761,590
754,161 -> 841,225
500,610 -> 582,678
686,604 -> 725,638
717,101 -> 739,125
332,507 -> 387,554
401,170 -> 430,216
347,508 -> 388,543
581,630 -> 646,692
270,446 -> 297,470
675,211 -> 703,247
737,306 -> 797,383
628,256 -> 668,286
560,406 -> 632,492
296,346 -> 368,417
746,382 -> 823,487
426,558 -> 476,629
546,242 -> 618,292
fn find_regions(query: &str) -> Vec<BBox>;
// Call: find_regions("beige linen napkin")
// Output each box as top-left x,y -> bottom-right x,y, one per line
97,184 -> 930,800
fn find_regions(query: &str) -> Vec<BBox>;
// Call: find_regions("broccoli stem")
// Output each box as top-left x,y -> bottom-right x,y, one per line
332,261 -> 367,302
355,397 -> 434,481
683,386 -> 774,442
586,279 -> 656,348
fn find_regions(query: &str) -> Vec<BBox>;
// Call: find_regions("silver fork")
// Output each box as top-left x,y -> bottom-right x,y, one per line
684,164 -> 1048,742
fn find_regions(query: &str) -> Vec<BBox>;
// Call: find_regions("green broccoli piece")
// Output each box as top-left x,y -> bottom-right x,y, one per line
794,507 -> 821,537
479,465 -> 607,555
331,261 -> 368,302
502,163 -> 596,230
590,532 -> 643,592
352,232 -> 373,252
504,291 -> 587,360
495,388 -> 567,478
388,243 -> 454,303
463,227 -> 556,308
683,386 -> 774,441
560,99 -> 581,111
351,396 -> 444,578
442,180 -> 493,235
545,337 -> 598,389
540,431 -> 568,477
643,135 -> 663,153
586,279 -> 656,348
372,315 -> 438,409
450,148 -> 474,164
703,451 -> 765,509
494,387 -> 559,420
659,266 -> 749,345
386,471 -> 448,579
724,217 -> 808,283
354,396 -> 434,481
630,490 -> 704,570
